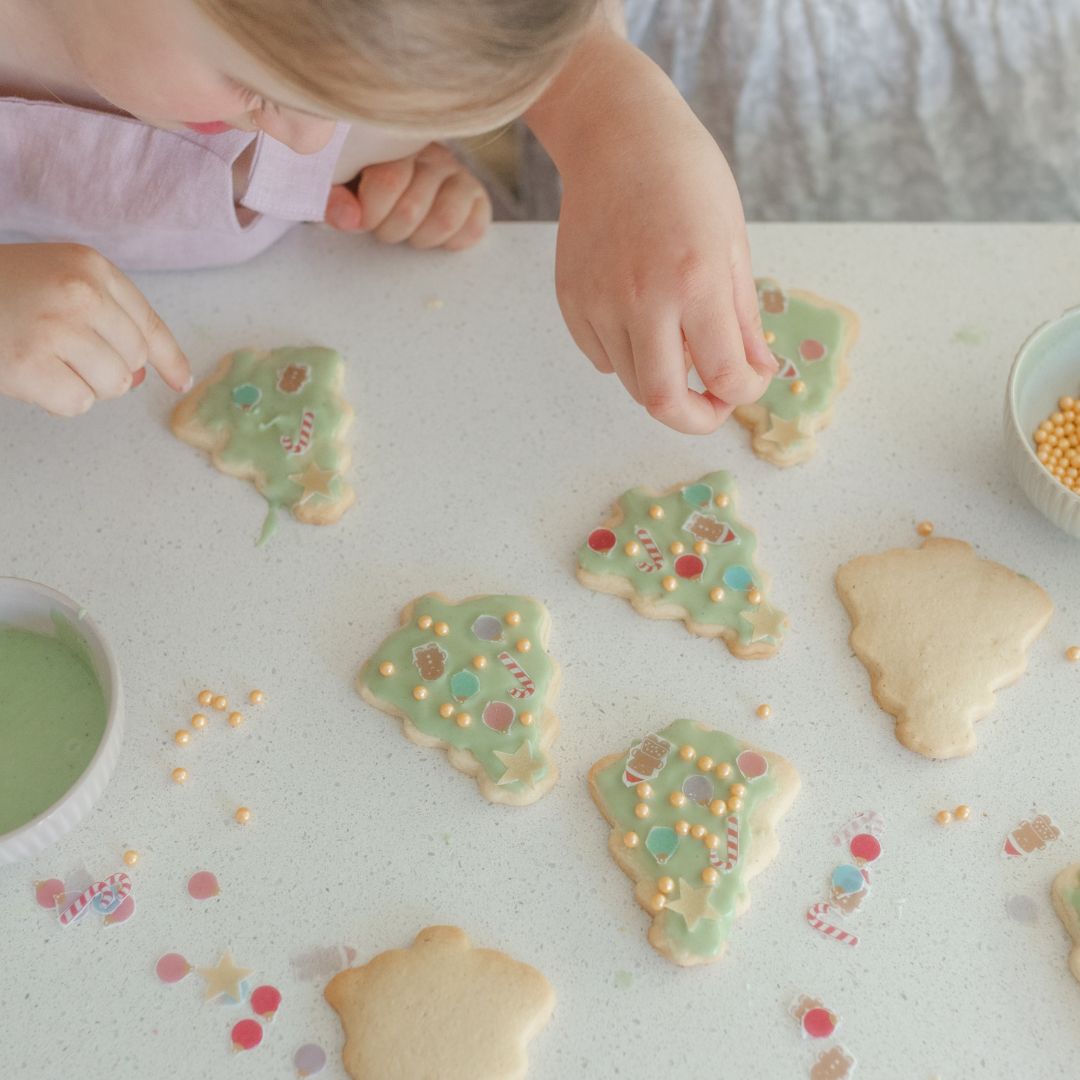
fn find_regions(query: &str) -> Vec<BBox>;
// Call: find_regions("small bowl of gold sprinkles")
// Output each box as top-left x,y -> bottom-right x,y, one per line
1005,307 -> 1080,538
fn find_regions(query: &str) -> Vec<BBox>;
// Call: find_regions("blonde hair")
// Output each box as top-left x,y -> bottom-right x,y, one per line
196,0 -> 601,135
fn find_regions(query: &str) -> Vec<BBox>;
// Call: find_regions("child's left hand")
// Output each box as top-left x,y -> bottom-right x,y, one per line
325,142 -> 492,250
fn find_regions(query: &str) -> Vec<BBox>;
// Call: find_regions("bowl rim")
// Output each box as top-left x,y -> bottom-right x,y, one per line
1006,304 -> 1080,507
0,576 -> 123,849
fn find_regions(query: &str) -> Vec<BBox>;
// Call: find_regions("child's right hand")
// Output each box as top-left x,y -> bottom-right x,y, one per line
0,244 -> 190,416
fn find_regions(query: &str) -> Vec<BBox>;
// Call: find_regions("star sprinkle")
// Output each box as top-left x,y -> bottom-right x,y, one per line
665,878 -> 721,931
289,462 -> 337,504
197,950 -> 254,1003
494,742 -> 541,788
740,604 -> 788,643
759,413 -> 811,449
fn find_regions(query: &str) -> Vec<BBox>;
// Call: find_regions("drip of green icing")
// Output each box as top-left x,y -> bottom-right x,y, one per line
360,596 -> 556,789
593,719 -> 780,962
578,470 -> 784,642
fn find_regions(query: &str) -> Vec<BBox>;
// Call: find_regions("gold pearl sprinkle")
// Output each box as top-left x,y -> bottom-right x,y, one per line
650,893 -> 667,912
674,820 -> 690,836
756,703 -> 771,720
636,783 -> 653,800
171,767 -> 188,785
662,576 -> 678,592
764,330 -> 776,345
191,713 -> 208,730
679,745 -> 696,762
954,804 -> 972,821
516,638 -> 532,653
709,587 -> 725,603
378,661 -> 395,677
624,541 -> 640,556
669,791 -> 687,808
211,695 -> 228,712
197,690 -> 213,706
438,703 -> 454,719
247,690 -> 265,705
174,730 -> 191,746
791,379 -> 807,395
730,783 -> 746,798
1066,646 -> 1080,662
235,807 -> 251,825
412,686 -> 428,701
747,587 -> 762,605
705,833 -> 721,850
728,797 -> 743,812
691,824 -> 707,840
434,621 -> 450,636
123,850 -> 139,866
658,876 -> 675,894
916,520 -> 934,537
505,611 -> 522,626
701,867 -> 719,885
649,505 -> 665,520
634,802 -> 650,819
669,541 -> 685,555
697,756 -> 715,773
709,799 -> 726,816
228,712 -> 244,728
472,655 -> 487,670
456,713 -> 472,728
418,615 -> 433,630
519,711 -> 534,727
714,493 -> 730,508
694,540 -> 709,556
623,831 -> 640,848
936,809 -> 953,826
715,762 -> 733,779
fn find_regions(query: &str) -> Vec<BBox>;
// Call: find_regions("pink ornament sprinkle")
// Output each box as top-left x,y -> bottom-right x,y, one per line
250,984 -> 282,1021
155,953 -> 191,984
187,870 -> 220,901
103,894 -> 136,926
231,1018 -> 263,1052
34,879 -> 65,909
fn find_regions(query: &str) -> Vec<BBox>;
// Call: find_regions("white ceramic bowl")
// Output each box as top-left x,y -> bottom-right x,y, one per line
0,579 -> 124,864
1004,306 -> 1080,539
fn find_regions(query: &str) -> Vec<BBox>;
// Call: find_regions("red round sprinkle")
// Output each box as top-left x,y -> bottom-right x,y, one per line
250,984 -> 282,1020
231,1019 -> 263,1052
674,554 -> 704,580
155,953 -> 191,984
849,833 -> 881,864
587,528 -> 617,554
803,1007 -> 837,1039
799,338 -> 826,361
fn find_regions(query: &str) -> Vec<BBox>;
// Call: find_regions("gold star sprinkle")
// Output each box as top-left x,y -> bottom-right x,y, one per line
289,462 -> 337,504
664,878 -> 720,931
494,741 -> 541,787
197,950 -> 254,1002
760,413 -> 810,449
740,604 -> 787,643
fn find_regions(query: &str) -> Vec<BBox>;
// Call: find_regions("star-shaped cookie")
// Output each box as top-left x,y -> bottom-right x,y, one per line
325,926 -> 554,1080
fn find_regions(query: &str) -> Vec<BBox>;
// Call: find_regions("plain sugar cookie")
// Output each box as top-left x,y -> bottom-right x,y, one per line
836,537 -> 1053,758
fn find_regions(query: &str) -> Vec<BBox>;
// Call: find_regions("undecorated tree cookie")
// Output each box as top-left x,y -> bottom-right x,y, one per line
325,926 -> 554,1080
589,718 -> 799,966
577,471 -> 787,659
836,537 -> 1053,758
171,346 -> 355,542
357,594 -> 559,805
734,279 -> 859,467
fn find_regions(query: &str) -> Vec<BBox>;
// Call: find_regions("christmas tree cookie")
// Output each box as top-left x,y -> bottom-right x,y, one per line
577,471 -> 787,658
171,346 -> 355,543
357,595 -> 560,805
590,719 -> 799,967
1052,864 -> 1080,985
734,279 -> 859,467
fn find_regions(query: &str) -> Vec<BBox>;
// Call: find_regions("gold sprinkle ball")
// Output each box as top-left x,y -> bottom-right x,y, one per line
516,638 -> 532,653
650,893 -> 667,912
634,802 -> 650,819
658,876 -> 675,895
756,703 -> 771,720
171,767 -> 188,785
715,762 -> 732,779
764,330 -> 776,344
649,504 -> 665,520
709,799 -> 727,816
728,797 -> 743,812
191,713 -> 208,730
624,541 -> 641,556
691,824 -> 707,840
1066,645 -> 1080,662
694,541 -> 709,556
669,541 -> 685,555
701,867 -> 719,885
697,755 -> 715,773
747,587 -> 762,605
248,689 -> 265,705
916,520 -> 934,537
730,783 -> 746,798
709,587 -> 725,603
234,807 -> 252,825
1033,395 -> 1080,494
418,615 -> 433,630
434,621 -> 450,637
505,611 -> 522,626
438,703 -> 455,719
472,655 -> 487,670
197,689 -> 213,706
519,711 -> 534,727
790,379 -> 807,395
378,661 -> 395,677
412,686 -> 428,701
679,745 -> 696,762
936,809 -> 953,826
228,712 -> 244,728
674,820 -> 690,836
123,850 -> 139,866
668,791 -> 687,808
211,695 -> 228,712
661,576 -> 678,592
715,493 -> 730,508
174,730 -> 191,746
705,833 -> 721,850
954,804 -> 972,821
636,782 -> 653,799
456,713 -> 472,728
623,831 -> 640,848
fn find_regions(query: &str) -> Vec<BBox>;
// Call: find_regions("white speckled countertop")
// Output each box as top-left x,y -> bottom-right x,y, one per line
1,223 -> 1079,1080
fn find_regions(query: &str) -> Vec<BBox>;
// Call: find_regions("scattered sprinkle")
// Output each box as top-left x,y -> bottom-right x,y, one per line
123,850 -> 139,866
293,1043 -> 327,1077
155,952 -> 191,984
755,703 -> 771,720
935,809 -> 953,826
231,1018 -> 263,1052
187,870 -> 220,901
916,520 -> 934,537
234,806 -> 252,825
171,767 -> 188,784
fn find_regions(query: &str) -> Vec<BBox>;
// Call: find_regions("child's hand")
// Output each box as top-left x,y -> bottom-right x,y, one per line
528,33 -> 777,435
0,244 -> 190,416
325,143 -> 492,251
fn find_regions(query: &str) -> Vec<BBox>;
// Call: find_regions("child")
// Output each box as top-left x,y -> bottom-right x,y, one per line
0,0 -> 775,429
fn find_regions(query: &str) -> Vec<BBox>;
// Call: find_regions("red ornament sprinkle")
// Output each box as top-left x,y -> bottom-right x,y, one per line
849,833 -> 882,864
34,879 -> 65,909
250,984 -> 282,1021
587,528 -> 617,554
803,1007 -> 838,1039
231,1019 -> 263,1052
674,554 -> 704,580
799,338 -> 826,361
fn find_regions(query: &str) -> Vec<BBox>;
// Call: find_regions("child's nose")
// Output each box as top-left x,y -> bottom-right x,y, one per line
260,111 -> 338,155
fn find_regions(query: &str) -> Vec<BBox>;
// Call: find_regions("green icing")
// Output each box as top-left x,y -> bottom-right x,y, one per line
194,346 -> 350,542
593,719 -> 780,962
578,470 -> 785,644
0,620 -> 107,835
755,278 -> 848,426
359,595 -> 556,792
1068,883 -> 1080,921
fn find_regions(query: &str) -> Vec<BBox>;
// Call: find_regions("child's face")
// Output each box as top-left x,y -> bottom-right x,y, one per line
67,0 -> 340,153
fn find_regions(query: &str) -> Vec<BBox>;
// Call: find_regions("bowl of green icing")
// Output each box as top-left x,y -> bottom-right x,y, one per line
0,578 -> 124,864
